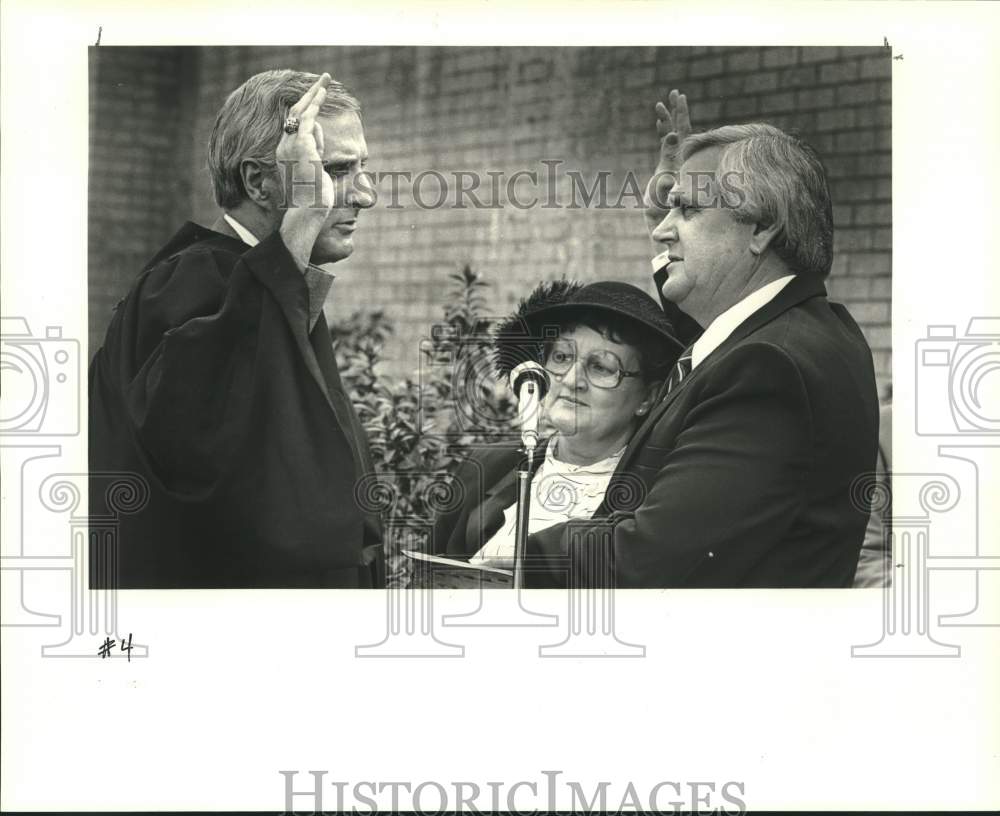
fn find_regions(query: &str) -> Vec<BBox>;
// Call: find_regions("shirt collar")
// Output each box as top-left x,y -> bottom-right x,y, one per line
223,213 -> 260,247
692,275 -> 796,369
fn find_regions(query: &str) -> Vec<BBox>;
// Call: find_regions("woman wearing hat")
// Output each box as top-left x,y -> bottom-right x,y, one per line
431,279 -> 690,570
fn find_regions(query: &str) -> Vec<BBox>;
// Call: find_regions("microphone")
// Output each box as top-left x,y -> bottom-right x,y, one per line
509,361 -> 551,455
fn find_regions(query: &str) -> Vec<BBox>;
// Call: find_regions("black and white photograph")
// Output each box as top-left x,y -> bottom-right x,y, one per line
2,1 -> 998,813
87,43 -> 892,591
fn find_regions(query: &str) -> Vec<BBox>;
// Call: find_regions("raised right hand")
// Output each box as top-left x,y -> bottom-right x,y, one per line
277,73 -> 335,270
643,89 -> 692,233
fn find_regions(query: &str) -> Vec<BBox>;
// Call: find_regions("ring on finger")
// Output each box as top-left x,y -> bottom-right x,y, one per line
283,116 -> 301,135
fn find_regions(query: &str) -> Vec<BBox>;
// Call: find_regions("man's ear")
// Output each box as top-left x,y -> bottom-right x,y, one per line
636,380 -> 663,416
750,221 -> 781,256
239,159 -> 276,208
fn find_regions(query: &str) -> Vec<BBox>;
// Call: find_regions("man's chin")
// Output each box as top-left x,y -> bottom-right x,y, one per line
658,283 -> 681,304
658,275 -> 691,305
310,238 -> 354,266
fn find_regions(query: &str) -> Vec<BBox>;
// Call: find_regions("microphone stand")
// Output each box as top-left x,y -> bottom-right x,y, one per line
512,449 -> 535,590
512,383 -> 539,590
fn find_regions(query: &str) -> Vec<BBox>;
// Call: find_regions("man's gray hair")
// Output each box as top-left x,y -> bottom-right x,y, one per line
680,123 -> 834,278
207,69 -> 361,209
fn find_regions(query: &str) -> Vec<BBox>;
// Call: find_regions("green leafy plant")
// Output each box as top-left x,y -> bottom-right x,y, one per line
332,264 -> 515,585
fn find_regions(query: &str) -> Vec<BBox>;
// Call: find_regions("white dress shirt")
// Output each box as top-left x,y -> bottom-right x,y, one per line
691,275 -> 796,368
469,438 -> 627,569
223,213 -> 334,332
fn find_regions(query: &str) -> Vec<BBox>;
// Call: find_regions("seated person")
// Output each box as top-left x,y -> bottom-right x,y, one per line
431,279 -> 687,568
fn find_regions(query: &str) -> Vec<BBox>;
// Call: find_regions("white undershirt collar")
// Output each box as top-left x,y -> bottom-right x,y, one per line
223,213 -> 260,247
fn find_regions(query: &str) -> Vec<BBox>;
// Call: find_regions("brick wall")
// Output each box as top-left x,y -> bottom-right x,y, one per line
89,46 -> 892,396
88,47 -> 196,353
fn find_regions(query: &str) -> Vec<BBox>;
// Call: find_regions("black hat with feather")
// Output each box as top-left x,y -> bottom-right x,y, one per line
493,279 -> 686,381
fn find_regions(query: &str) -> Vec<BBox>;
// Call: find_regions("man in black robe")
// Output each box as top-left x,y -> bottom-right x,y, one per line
89,70 -> 385,588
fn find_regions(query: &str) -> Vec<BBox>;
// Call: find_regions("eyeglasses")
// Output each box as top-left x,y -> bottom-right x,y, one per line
544,342 -> 641,390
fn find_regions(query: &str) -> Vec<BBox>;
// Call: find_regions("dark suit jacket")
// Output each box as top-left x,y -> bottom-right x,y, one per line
522,273 -> 879,588
89,220 -> 384,588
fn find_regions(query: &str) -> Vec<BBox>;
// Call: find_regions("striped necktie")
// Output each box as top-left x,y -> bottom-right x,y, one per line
661,347 -> 694,401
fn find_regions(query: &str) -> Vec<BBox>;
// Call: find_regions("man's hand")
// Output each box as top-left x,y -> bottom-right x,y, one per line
643,89 -> 692,234
277,73 -> 335,270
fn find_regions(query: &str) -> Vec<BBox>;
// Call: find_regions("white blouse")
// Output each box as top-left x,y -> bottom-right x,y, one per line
469,438 -> 627,569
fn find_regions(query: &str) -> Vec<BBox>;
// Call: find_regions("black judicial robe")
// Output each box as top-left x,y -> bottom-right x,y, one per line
89,222 -> 385,588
